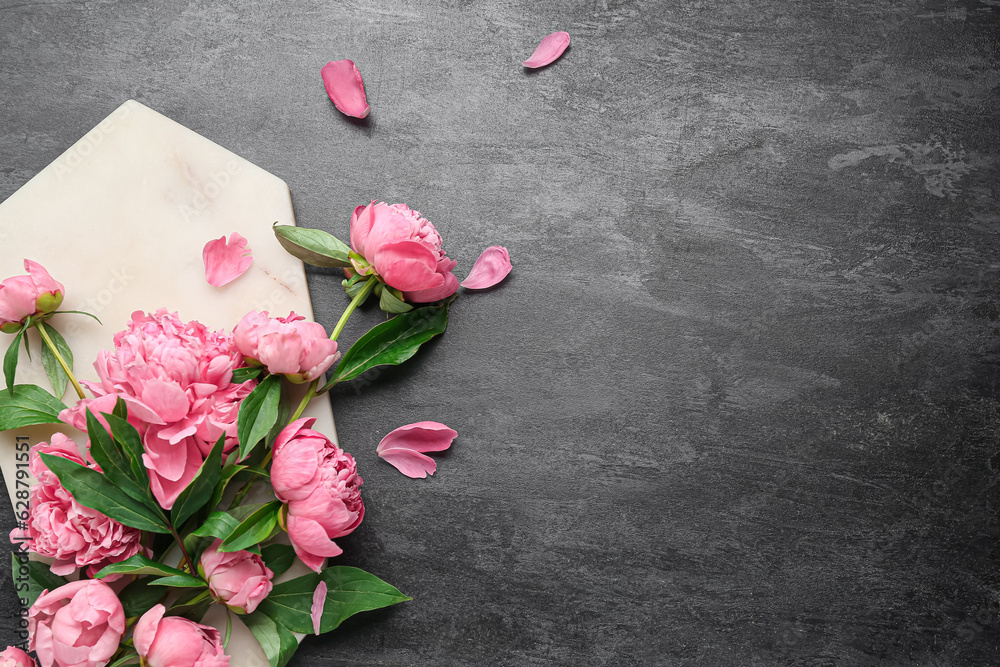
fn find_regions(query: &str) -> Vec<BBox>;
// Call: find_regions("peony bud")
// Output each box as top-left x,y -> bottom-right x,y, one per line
29,579 -> 125,667
199,539 -> 274,614
134,605 -> 229,667
0,260 -> 64,333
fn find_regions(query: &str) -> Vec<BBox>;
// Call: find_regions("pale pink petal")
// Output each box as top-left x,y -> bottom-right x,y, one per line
523,31 -> 571,68
321,60 -> 370,119
311,581 -> 327,634
461,246 -> 512,289
377,421 -> 457,478
203,233 -> 253,287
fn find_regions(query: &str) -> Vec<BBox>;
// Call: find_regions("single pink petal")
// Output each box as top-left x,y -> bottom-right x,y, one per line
311,581 -> 327,634
523,31 -> 571,68
377,421 -> 457,478
321,60 -> 370,119
203,232 -> 253,287
461,246 -> 512,289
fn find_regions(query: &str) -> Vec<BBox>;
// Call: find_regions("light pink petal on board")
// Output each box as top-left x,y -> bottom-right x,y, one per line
203,233 -> 253,287
321,60 -> 370,119
311,581 -> 327,634
377,421 -> 457,478
461,246 -> 512,289
523,31 -> 571,68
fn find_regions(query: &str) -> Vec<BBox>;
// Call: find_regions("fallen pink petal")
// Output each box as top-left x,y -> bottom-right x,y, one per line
203,232 -> 253,287
311,580 -> 327,634
461,246 -> 512,289
321,60 -> 370,119
377,421 -> 457,479
523,31 -> 571,68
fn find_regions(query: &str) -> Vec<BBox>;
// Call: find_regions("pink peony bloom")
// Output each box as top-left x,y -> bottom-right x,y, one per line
0,259 -> 64,333
9,434 -> 144,578
199,539 -> 274,614
376,421 -> 457,478
233,311 -> 340,383
0,647 -> 36,667
350,202 -> 459,303
133,605 -> 229,667
203,233 -> 253,287
271,418 -> 364,572
523,31 -> 571,68
461,246 -> 512,289
321,59 -> 370,119
29,579 -> 125,667
58,309 -> 253,509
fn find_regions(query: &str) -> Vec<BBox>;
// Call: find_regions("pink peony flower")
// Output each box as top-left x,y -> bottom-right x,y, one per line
376,421 -> 457,478
29,579 -> 125,667
58,309 -> 254,509
9,434 -> 144,578
523,31 -> 571,68
0,647 -> 36,667
0,259 -> 64,333
321,59 -> 370,119
203,232 -> 253,287
271,418 -> 364,572
233,311 -> 340,383
133,605 -> 229,667
461,246 -> 512,290
199,539 -> 274,614
349,202 -> 459,303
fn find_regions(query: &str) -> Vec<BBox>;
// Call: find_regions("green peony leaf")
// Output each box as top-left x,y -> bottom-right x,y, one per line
39,322 -> 72,399
171,434 -> 225,529
244,610 -> 300,667
260,543 -> 297,578
0,384 -> 68,430
85,409 -> 152,508
218,500 -> 282,553
231,366 -> 264,384
11,552 -> 68,609
273,224 -> 353,268
237,374 -> 282,461
95,553 -> 190,579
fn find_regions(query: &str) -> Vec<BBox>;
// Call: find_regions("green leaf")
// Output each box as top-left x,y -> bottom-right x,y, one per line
149,573 -> 207,588
218,501 -> 282,552
0,384 -> 68,429
118,576 -> 166,618
342,275 -> 374,300
190,511 -> 242,540
207,464 -> 247,515
232,366 -> 264,384
166,589 -> 212,622
39,322 -> 72,399
244,610 -> 300,667
53,309 -> 103,325
108,652 -> 141,667
11,552 -> 69,609
273,224 -> 352,269
40,453 -> 171,533
237,374 -> 282,461
85,410 -> 151,507
324,301 -> 451,388
103,410 -> 150,488
258,566 -> 409,634
260,543 -> 297,578
379,285 -> 413,314
3,326 -> 25,396
94,553 -> 190,579
172,434 -> 225,529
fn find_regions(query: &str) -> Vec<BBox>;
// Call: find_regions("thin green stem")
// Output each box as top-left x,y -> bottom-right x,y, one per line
167,522 -> 197,574
223,608 -> 233,649
36,323 -> 85,399
331,278 -> 376,342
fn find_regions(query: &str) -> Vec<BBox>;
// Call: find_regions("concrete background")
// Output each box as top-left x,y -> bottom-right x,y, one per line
2,0 -> 999,664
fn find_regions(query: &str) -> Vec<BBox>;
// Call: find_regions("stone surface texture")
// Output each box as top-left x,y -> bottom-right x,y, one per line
1,0 -> 999,665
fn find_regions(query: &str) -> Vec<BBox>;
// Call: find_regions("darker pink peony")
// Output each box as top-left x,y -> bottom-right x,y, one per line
29,579 -> 125,667
58,309 -> 254,510
0,259 -> 64,333
271,418 -> 364,572
0,647 -> 36,667
133,605 -> 229,667
233,311 -> 340,384
349,202 -> 459,303
199,539 -> 274,614
9,434 -> 143,578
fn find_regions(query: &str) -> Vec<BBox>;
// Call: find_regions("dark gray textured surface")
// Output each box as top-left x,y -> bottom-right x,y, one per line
2,0 -> 1000,664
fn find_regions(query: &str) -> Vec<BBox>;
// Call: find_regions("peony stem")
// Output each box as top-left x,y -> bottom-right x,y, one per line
36,323 -> 86,399
330,277 -> 377,342
223,608 -> 233,649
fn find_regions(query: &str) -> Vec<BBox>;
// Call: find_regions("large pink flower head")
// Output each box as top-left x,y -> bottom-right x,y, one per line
0,646 -> 36,667
9,434 -> 143,578
29,579 -> 125,667
233,311 -> 340,384
199,539 -> 274,614
133,605 -> 229,667
349,202 -> 459,303
59,309 -> 254,510
271,418 -> 364,572
0,259 -> 64,333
